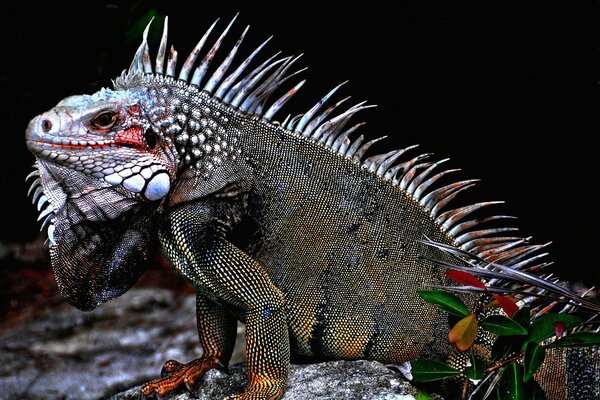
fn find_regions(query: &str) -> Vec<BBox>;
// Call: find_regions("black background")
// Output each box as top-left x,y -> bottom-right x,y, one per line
2,1 -> 598,285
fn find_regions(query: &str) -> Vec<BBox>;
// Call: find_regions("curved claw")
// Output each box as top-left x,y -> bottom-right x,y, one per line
161,359 -> 184,378
139,390 -> 163,400
185,381 -> 199,398
141,356 -> 220,399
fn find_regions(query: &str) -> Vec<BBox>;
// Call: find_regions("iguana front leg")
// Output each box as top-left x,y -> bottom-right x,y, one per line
144,202 -> 290,400
141,295 -> 236,398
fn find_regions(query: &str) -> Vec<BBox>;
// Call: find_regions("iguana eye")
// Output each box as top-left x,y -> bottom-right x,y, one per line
91,111 -> 118,131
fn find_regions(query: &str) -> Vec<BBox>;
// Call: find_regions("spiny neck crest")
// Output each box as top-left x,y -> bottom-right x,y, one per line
109,15 -> 549,274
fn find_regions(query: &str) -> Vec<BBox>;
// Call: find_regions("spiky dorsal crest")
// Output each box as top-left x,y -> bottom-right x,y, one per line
112,15 -> 553,275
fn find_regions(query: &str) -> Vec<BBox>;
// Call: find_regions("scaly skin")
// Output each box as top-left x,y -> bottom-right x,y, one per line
25,17 -> 599,400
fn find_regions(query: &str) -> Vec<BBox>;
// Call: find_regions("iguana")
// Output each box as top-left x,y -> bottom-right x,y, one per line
24,15 -> 599,400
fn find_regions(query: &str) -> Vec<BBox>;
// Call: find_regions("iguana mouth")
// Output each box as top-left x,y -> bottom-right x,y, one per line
28,138 -> 116,149
26,139 -> 124,157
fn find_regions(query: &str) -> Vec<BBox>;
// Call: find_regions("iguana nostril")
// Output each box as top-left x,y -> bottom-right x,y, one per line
41,119 -> 53,133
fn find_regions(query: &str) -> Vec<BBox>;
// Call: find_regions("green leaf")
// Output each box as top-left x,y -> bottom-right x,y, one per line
548,331 -> 600,348
527,314 -> 582,344
415,391 -> 435,400
481,315 -> 528,336
491,335 -> 523,362
525,378 -> 548,400
496,362 -> 527,400
464,354 -> 484,381
410,359 -> 461,382
512,306 -> 531,331
417,290 -> 470,317
523,342 -> 546,382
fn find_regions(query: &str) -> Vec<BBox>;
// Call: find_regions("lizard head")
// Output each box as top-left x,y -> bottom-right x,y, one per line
25,87 -> 177,311
24,16 -> 294,310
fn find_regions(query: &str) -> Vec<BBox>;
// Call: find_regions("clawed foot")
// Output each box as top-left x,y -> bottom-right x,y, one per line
140,358 -> 285,400
140,356 -> 222,399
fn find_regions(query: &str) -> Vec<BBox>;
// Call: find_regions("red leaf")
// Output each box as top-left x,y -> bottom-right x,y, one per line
554,321 -> 566,338
448,313 -> 478,351
445,270 -> 487,289
492,294 -> 519,318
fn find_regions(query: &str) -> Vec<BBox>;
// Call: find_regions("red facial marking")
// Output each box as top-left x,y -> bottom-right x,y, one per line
115,126 -> 145,148
127,105 -> 142,116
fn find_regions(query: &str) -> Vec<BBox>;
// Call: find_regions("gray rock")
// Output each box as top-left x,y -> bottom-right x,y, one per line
1,283 -> 433,400
0,288 -> 215,400
110,360 -> 419,400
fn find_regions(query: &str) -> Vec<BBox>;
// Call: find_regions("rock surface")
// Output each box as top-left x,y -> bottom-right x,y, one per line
111,360 -> 420,400
0,285 -> 241,400
0,269 -> 433,400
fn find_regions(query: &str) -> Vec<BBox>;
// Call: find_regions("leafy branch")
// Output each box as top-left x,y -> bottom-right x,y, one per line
410,270 -> 600,400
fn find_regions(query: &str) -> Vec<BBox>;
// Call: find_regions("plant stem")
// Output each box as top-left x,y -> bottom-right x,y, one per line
484,352 -> 523,373
461,377 -> 469,400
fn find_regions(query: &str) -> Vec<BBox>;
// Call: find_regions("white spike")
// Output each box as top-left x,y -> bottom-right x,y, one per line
264,80 -> 306,121
166,46 -> 178,77
311,103 -> 373,142
231,57 -> 288,108
448,215 -> 517,237
47,223 -> 56,246
332,122 -> 364,152
397,155 -> 433,190
281,114 -> 291,127
142,18 -> 154,74
25,170 -> 39,181
429,182 -> 477,218
286,114 -> 304,130
37,206 -> 54,221
40,214 -> 53,231
440,201 -> 505,230
345,135 -> 365,158
31,186 -> 43,204
352,136 -> 386,162
155,16 -> 169,75
36,195 -> 48,211
179,18 -> 219,82
414,168 -> 460,201
204,24 -> 249,93
295,81 -> 348,134
240,56 -> 296,112
191,15 -> 238,87
408,158 -> 449,196
455,227 -> 519,246
378,146 -> 420,177
28,179 -> 41,197
215,36 -> 273,99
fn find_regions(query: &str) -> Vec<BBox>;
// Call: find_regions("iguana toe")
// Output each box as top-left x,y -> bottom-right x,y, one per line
141,356 -> 220,399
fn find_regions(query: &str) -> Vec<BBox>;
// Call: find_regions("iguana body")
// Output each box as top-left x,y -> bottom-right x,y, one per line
24,16 -> 599,399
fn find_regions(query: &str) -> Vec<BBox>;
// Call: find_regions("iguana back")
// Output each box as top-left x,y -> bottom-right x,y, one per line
234,112 -> 459,362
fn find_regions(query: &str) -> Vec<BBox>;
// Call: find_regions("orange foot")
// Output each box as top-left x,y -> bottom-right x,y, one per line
141,356 -> 222,399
